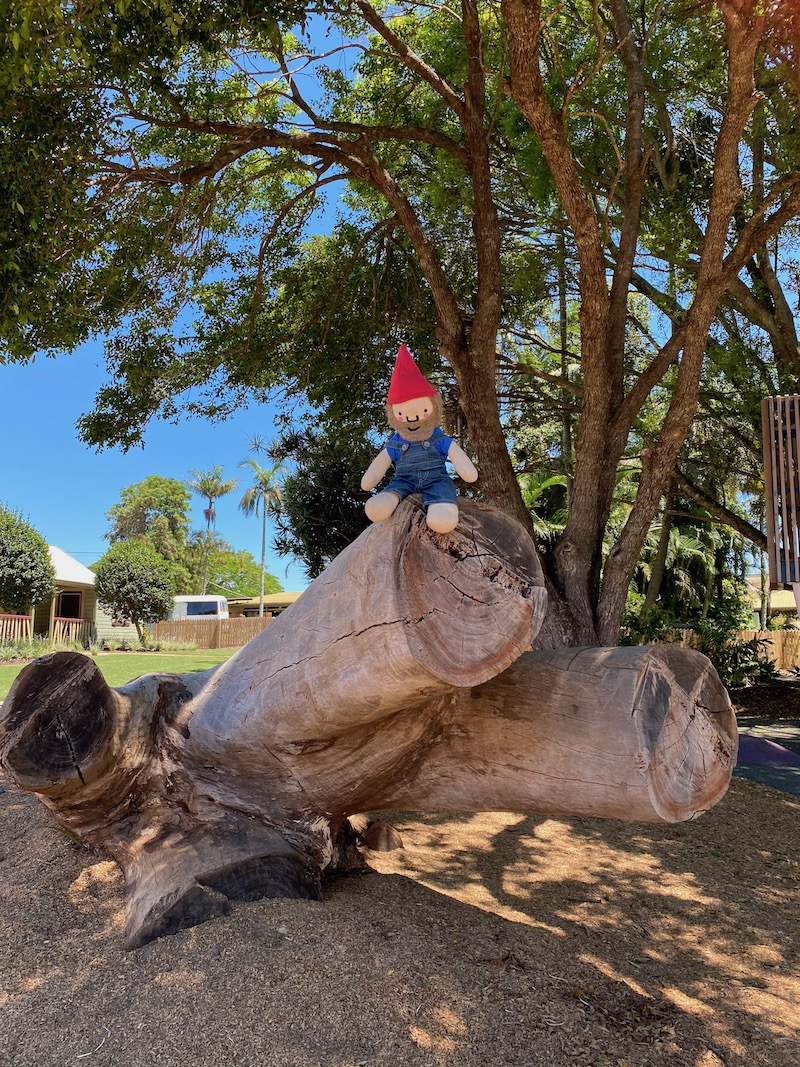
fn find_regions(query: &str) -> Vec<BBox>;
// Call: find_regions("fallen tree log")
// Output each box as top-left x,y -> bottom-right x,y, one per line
0,499 -> 737,949
371,644 -> 738,823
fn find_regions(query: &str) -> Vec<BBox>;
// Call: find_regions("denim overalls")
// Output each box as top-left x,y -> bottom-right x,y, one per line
383,427 -> 458,509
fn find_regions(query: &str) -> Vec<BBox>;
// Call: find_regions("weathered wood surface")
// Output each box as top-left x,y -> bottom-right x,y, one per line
371,644 -> 738,823
0,498 -> 737,948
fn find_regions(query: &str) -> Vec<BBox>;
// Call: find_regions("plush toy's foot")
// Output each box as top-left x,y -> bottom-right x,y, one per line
425,503 -> 459,533
365,492 -> 401,523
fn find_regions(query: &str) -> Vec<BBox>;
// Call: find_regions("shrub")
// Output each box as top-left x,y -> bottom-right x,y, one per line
94,541 -> 173,644
619,596 -> 684,645
621,592 -> 775,687
691,621 -> 776,688
0,505 -> 55,614
0,636 -> 66,662
148,638 -> 198,652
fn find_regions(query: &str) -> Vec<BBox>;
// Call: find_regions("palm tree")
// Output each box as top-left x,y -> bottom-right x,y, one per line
519,470 -> 568,546
186,466 -> 238,594
238,452 -> 285,617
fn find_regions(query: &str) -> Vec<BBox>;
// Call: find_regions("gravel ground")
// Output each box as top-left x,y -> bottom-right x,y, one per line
1,767 -> 798,1067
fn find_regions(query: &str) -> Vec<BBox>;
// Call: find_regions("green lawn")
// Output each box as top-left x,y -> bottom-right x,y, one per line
0,648 -> 237,702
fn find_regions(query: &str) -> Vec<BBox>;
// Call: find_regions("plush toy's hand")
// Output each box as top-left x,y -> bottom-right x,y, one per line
361,449 -> 393,491
447,442 -> 478,483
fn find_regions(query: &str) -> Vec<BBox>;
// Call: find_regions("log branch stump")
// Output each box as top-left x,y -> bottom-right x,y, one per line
0,499 -> 737,949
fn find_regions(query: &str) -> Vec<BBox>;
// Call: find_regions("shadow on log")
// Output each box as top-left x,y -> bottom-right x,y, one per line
0,499 -> 737,949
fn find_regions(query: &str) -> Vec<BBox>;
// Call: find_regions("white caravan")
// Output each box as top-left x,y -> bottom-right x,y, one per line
170,595 -> 229,620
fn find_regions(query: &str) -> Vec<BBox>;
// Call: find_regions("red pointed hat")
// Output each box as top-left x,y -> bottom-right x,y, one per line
387,343 -> 436,405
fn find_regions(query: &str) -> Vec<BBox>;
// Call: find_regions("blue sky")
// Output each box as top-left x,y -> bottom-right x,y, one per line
2,342 -> 311,592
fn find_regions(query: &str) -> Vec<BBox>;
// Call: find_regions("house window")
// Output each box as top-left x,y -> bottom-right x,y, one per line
57,591 -> 82,619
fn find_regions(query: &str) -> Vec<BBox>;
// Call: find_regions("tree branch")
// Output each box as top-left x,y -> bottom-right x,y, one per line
461,0 -> 503,354
352,0 -> 466,119
498,353 -> 584,398
673,469 -> 766,550
596,9 -> 767,641
607,0 -> 647,403
722,179 -> 800,284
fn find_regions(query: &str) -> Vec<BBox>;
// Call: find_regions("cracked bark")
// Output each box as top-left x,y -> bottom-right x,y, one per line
0,499 -> 736,948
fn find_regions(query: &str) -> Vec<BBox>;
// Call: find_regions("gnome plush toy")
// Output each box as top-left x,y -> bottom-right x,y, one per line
361,343 -> 478,533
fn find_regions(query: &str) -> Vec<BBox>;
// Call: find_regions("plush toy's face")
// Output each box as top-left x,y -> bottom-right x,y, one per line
387,393 -> 442,442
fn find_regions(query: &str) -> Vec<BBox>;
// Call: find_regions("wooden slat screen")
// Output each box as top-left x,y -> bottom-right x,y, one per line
762,395 -> 800,588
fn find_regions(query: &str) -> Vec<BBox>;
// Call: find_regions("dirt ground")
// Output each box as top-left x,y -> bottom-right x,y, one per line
1,680 -> 798,1067
728,671 -> 800,719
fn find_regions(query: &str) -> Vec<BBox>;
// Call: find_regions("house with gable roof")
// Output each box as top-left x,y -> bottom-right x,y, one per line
1,545 -> 139,647
32,546 -> 139,647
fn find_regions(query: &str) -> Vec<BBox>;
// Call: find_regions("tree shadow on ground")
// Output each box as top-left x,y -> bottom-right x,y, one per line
368,777 -> 799,1067
0,781 -> 713,1067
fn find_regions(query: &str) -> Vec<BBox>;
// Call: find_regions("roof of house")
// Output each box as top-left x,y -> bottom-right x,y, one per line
49,546 -> 96,588
226,591 -> 305,609
744,574 -> 797,612
767,590 -> 798,612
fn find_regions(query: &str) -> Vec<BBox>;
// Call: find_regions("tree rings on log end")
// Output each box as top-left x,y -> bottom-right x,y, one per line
632,646 -> 739,822
0,652 -> 117,792
396,498 -> 547,687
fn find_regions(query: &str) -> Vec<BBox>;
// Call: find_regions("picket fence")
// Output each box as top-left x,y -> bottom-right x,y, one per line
0,613 -> 32,643
52,618 -> 97,646
0,614 -> 270,650
153,615 -> 272,650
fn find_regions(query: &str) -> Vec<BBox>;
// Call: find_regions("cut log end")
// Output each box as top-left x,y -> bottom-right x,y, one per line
346,813 -> 404,852
398,498 -> 547,686
0,652 -> 118,793
633,645 -> 738,821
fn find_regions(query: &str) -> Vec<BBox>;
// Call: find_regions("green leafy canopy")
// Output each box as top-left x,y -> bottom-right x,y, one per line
0,504 -> 56,613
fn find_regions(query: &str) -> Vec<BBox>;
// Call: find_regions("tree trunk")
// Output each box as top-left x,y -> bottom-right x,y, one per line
0,499 -> 736,950
644,492 -> 673,608
376,644 -> 737,824
259,505 -> 266,618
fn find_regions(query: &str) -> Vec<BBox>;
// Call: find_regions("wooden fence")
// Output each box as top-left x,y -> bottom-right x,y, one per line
655,628 -> 800,671
0,614 -> 32,643
153,615 -> 272,650
6,609 -> 800,665
735,629 -> 800,671
154,619 -> 800,664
